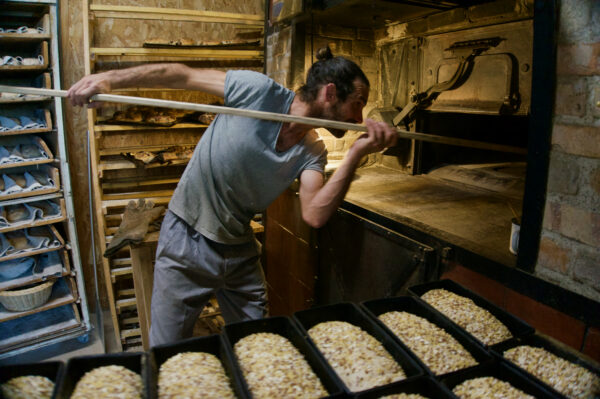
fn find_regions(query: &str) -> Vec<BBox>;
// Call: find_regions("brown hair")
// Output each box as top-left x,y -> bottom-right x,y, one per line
298,46 -> 369,102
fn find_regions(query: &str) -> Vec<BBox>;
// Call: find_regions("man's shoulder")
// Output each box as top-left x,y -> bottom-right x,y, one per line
225,70 -> 292,109
227,70 -> 280,90
303,129 -> 328,155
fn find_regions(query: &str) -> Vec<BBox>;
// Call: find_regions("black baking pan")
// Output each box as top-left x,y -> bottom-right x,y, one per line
147,334 -> 247,399
54,352 -> 147,399
440,360 -> 562,398
353,375 -> 458,399
491,334 -> 600,399
361,296 -> 493,378
293,302 -> 424,395
0,360 -> 63,399
408,279 -> 534,346
222,315 -> 346,398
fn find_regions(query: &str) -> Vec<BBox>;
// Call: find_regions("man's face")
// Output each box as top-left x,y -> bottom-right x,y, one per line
324,78 -> 369,138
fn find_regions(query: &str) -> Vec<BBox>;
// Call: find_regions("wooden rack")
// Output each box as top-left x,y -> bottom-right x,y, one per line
0,0 -> 90,359
83,1 -> 264,351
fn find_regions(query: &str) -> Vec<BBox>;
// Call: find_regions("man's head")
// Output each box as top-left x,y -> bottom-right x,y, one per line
299,47 -> 370,137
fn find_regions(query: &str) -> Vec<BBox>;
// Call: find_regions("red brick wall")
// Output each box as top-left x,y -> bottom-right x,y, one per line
536,0 -> 600,303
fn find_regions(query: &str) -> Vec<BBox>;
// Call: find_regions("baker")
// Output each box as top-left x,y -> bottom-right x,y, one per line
68,46 -> 397,346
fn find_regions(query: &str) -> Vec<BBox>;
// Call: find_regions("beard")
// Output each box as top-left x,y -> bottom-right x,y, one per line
322,102 -> 347,138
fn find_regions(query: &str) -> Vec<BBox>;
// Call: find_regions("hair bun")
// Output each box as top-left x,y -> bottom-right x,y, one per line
316,46 -> 333,61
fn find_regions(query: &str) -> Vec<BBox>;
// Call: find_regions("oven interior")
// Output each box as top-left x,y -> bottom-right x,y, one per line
332,9 -> 534,267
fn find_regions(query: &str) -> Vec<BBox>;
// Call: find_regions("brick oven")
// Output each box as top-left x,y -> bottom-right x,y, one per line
264,0 -> 599,357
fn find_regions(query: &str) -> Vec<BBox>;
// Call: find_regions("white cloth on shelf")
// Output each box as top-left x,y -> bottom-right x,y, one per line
23,172 -> 43,191
1,175 -> 23,195
0,233 -> 14,257
33,251 -> 62,276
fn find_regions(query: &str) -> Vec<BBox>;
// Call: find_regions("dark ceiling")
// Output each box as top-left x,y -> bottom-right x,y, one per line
309,0 -> 494,28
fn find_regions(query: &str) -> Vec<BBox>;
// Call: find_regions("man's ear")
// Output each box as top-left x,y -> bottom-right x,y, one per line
323,83 -> 337,103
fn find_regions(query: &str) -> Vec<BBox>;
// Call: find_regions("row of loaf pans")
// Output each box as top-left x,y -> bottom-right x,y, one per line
0,331 -> 580,399
2,278 -> 598,398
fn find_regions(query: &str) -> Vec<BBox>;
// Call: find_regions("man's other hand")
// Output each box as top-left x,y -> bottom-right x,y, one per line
67,73 -> 111,108
351,119 -> 398,157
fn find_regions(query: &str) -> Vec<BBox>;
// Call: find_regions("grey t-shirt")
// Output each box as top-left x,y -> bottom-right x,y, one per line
169,70 -> 327,244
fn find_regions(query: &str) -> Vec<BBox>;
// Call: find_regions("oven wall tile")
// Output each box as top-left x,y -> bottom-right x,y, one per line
582,326 -> 600,362
504,288 -> 586,351
440,263 -> 506,307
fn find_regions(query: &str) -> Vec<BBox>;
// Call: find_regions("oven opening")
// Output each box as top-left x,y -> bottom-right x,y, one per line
341,18 -> 534,267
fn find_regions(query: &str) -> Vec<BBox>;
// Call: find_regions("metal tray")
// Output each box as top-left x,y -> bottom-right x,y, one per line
352,375 -> 457,399
361,296 -> 493,377
293,302 -> 424,394
0,360 -> 63,399
54,352 -> 147,399
408,279 -> 534,346
491,334 -> 600,399
440,360 -> 561,398
222,315 -> 346,398
147,334 -> 247,399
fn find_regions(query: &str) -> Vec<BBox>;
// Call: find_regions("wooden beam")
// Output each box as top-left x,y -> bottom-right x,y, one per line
90,48 -> 263,59
102,190 -> 174,201
102,178 -> 180,190
89,5 -> 263,27
83,0 -> 123,352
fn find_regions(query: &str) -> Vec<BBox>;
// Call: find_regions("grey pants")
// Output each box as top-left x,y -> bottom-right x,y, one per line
149,211 -> 267,347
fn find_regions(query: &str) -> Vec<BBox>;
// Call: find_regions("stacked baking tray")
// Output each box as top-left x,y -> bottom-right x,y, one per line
2,279 -> 599,398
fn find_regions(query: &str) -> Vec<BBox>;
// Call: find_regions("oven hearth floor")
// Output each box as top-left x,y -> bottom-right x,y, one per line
344,165 -> 523,267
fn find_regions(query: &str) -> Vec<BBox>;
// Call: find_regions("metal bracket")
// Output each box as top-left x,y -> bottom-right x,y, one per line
392,36 -> 504,127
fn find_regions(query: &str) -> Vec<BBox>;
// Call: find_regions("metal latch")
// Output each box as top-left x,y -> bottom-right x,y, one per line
392,36 -> 504,127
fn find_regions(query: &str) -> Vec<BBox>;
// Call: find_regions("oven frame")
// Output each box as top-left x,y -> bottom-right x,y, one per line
517,0 -> 556,272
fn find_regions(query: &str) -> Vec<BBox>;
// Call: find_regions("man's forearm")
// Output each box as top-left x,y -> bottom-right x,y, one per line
301,148 -> 364,227
102,64 -> 191,90
68,64 -> 226,106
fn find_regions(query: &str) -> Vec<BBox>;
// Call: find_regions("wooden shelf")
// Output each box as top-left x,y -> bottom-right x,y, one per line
0,72 -> 52,103
0,165 -> 60,202
0,249 -> 70,291
116,297 -> 136,313
0,198 -> 66,234
0,277 -> 76,322
99,143 -> 197,156
0,224 -> 64,262
120,327 -> 141,340
90,47 -> 262,60
90,5 -> 264,27
0,158 -> 54,169
0,136 -> 54,170
0,109 -> 53,136
0,33 -> 51,42
84,0 -> 265,352
94,123 -> 208,132
0,41 -> 49,71
102,197 -> 171,215
110,266 -> 132,283
98,158 -> 189,171
0,192 -> 62,208
0,13 -> 50,43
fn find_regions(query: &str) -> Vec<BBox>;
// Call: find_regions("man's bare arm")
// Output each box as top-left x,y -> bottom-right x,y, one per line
67,64 -> 226,107
299,119 -> 397,228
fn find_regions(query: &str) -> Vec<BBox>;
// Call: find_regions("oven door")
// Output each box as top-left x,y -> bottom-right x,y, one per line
317,208 -> 436,304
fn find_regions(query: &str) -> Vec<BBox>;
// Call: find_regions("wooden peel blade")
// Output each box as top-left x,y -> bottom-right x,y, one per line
0,85 -> 527,155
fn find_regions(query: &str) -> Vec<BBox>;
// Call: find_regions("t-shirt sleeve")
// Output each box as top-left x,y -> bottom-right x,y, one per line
225,70 -> 291,112
301,134 -> 328,176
